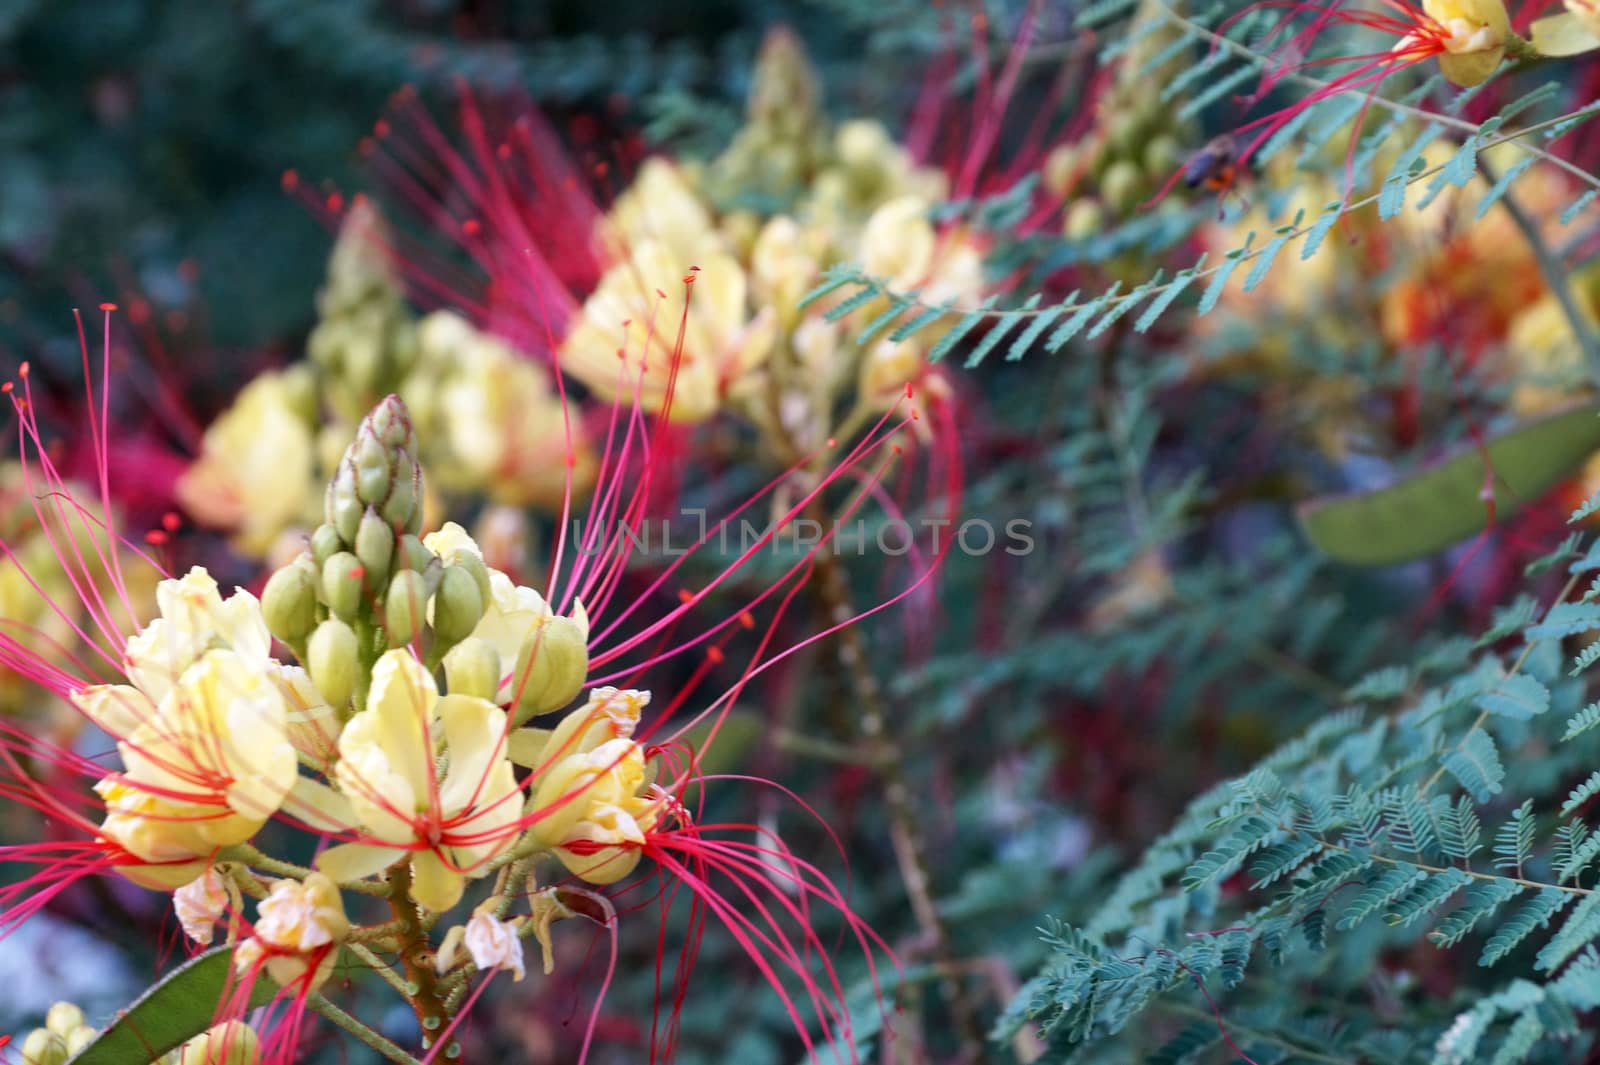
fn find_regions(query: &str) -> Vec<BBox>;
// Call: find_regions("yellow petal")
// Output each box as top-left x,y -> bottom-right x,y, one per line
285,777 -> 356,833
1532,11 -> 1600,54
410,850 -> 466,912
316,842 -> 405,883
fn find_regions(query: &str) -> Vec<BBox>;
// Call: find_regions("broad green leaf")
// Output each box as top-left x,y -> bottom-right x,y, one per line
1298,403 -> 1600,566
70,947 -> 276,1065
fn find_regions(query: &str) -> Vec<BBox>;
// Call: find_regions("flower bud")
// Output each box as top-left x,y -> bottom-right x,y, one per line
45,1003 -> 84,1038
385,570 -> 428,649
432,565 -> 485,649
443,637 -> 501,701
509,611 -> 590,725
308,619 -> 360,710
325,463 -> 363,544
451,550 -> 494,606
65,1027 -> 96,1056
21,1028 -> 66,1065
398,533 -> 436,575
310,522 -> 344,564
261,559 -> 319,644
354,507 -> 395,591
176,1021 -> 261,1065
1101,159 -> 1144,215
1065,199 -> 1105,242
321,551 -> 365,622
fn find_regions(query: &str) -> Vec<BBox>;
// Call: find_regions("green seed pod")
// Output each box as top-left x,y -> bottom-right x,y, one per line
308,619 -> 360,711
443,637 -> 501,701
262,559 -> 320,645
385,570 -> 428,649
1143,134 -> 1183,178
354,507 -> 396,591
310,522 -> 344,565
509,613 -> 590,725
45,1004 -> 83,1039
177,1021 -> 261,1065
21,1029 -> 66,1065
432,565 -> 485,650
322,551 -> 365,622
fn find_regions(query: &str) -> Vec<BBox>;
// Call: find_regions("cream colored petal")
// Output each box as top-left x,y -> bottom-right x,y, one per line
436,694 -> 510,816
286,776 -> 357,832
366,649 -> 438,802
70,684 -> 156,738
316,842 -> 406,883
411,849 -> 467,912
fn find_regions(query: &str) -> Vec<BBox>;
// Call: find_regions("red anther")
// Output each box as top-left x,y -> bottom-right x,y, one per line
2,383 -> 12,395
904,383 -> 914,398
498,143 -> 513,161
738,611 -> 756,630
145,530 -> 168,546
654,289 -> 666,299
327,192 -> 344,213
682,275 -> 695,285
592,161 -> 609,178
352,192 -> 369,207
162,511 -> 181,532
281,169 -> 300,191
677,588 -> 695,605
462,219 -> 481,237
99,302 -> 117,312
910,409 -> 921,422
825,437 -> 837,448
689,265 -> 701,272
349,566 -> 366,580
892,444 -> 904,456
374,118 -> 391,138
621,319 -> 631,328
705,646 -> 725,665
19,362 -> 29,377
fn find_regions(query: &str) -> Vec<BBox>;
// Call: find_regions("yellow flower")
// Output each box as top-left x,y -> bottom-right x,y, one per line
530,736 -> 663,884
409,311 -> 594,509
1421,0 -> 1510,86
176,369 -> 319,558
93,649 -> 300,889
1531,0 -> 1600,55
319,650 -> 521,911
603,158 -> 723,266
1506,292 -> 1595,415
233,873 -> 348,991
562,239 -> 777,422
73,570 -> 299,890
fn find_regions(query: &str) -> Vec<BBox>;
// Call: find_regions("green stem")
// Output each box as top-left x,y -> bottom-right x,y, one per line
307,994 -> 422,1065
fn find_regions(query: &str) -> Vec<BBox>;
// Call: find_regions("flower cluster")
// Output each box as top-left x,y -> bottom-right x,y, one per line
177,201 -> 587,562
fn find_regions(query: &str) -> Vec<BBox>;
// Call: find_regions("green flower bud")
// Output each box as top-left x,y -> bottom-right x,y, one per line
326,464 -> 363,544
385,570 -> 428,649
310,522 -> 344,565
326,395 -> 422,540
451,551 -> 493,607
177,1021 -> 261,1065
1065,199 -> 1106,242
1143,134 -> 1183,178
261,559 -> 320,644
1101,160 -> 1145,216
443,637 -> 501,701
509,612 -> 590,725
45,1002 -> 84,1038
21,1028 -> 66,1065
308,618 -> 360,711
322,551 -> 366,622
355,507 -> 396,591
398,533 -> 435,574
432,566 -> 484,650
